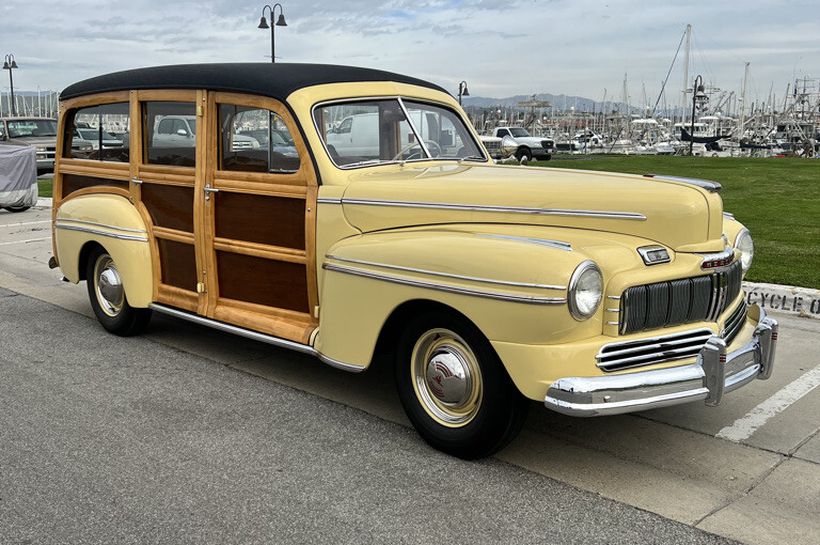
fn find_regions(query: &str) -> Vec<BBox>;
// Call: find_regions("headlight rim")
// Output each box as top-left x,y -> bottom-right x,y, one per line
734,227 -> 754,273
568,260 -> 603,321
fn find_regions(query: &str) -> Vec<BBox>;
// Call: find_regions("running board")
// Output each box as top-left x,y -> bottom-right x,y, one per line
148,304 -> 365,373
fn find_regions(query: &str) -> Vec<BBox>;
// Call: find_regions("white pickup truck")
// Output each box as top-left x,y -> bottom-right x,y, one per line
491,126 -> 554,161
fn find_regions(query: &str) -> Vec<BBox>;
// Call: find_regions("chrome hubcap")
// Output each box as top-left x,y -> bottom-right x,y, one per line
412,328 -> 482,427
94,255 -> 124,317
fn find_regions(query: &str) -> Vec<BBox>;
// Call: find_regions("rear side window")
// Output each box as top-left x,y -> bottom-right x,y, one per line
62,103 -> 130,162
143,101 -> 196,167
218,104 -> 300,174
63,102 -> 131,163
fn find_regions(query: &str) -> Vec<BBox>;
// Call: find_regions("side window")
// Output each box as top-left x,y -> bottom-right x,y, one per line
144,102 -> 196,167
62,102 -> 129,162
218,104 -> 300,173
498,129 -> 509,138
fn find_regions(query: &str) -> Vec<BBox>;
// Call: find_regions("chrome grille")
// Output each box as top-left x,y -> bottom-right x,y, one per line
597,329 -> 714,372
722,301 -> 748,347
598,301 -> 748,372
620,261 -> 743,334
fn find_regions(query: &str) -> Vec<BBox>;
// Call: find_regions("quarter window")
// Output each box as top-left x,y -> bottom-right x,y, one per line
62,102 -> 130,162
143,101 -> 197,167
218,104 -> 300,173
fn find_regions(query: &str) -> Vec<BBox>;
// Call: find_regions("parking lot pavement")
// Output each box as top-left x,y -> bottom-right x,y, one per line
1,206 -> 819,545
1,288 -> 739,545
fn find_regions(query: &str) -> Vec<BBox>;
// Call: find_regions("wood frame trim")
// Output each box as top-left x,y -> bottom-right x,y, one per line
58,186 -> 132,205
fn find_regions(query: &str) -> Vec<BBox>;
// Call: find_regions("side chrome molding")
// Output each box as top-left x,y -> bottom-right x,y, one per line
148,304 -> 366,373
322,262 -> 567,305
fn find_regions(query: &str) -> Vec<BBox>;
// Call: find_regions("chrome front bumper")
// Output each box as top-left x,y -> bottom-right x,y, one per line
544,305 -> 778,416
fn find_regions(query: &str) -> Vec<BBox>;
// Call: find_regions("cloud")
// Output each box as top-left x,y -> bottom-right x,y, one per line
0,0 -> 816,108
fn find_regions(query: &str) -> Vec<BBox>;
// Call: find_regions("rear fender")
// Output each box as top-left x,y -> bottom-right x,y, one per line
54,194 -> 153,307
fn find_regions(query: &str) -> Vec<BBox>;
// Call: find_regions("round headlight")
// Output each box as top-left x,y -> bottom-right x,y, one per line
568,261 -> 603,320
734,228 -> 754,273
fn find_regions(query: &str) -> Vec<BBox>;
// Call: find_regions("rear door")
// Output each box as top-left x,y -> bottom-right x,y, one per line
132,90 -> 204,313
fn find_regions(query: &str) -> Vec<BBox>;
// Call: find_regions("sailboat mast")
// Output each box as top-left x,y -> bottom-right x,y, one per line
739,62 -> 750,140
681,24 -> 692,122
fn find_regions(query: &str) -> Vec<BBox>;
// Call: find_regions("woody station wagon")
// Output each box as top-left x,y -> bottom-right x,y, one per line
51,63 -> 777,458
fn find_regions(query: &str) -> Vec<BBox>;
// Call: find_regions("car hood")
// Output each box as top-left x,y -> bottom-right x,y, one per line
338,163 -> 725,251
515,136 -> 551,146
9,136 -> 57,146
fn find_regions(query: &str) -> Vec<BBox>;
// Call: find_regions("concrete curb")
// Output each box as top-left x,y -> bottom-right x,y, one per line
743,281 -> 820,319
35,197 -> 53,208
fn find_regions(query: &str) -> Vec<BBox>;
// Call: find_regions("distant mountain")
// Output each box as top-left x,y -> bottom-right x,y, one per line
463,93 -> 632,114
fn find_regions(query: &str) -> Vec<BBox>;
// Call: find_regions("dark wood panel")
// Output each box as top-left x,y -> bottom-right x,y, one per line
215,192 -> 305,250
61,174 -> 129,198
141,184 -> 194,232
217,251 -> 308,313
157,238 -> 197,291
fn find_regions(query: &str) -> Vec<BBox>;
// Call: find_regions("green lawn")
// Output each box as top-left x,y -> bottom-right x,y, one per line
531,156 -> 819,288
38,178 -> 53,198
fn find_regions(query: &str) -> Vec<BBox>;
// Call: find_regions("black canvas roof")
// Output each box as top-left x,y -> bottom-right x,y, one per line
60,63 -> 448,101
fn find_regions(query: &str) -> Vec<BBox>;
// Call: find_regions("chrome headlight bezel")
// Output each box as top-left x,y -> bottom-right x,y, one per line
568,260 -> 603,321
734,228 -> 754,273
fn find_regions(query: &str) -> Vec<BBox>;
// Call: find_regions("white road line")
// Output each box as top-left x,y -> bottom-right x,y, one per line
0,220 -> 51,229
0,237 -> 50,247
717,364 -> 820,442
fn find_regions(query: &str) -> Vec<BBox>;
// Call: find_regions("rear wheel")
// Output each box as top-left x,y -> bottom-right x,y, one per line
394,311 -> 528,459
4,206 -> 30,213
85,247 -> 151,336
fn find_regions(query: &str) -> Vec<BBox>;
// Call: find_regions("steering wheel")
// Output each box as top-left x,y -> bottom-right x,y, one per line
392,139 -> 442,161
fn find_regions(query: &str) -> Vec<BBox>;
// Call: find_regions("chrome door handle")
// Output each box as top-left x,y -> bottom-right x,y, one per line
131,177 -> 143,185
204,186 -> 219,201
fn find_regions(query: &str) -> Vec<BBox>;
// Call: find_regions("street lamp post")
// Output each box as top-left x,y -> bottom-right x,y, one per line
257,4 -> 287,63
457,80 -> 469,106
3,54 -> 19,117
689,74 -> 708,156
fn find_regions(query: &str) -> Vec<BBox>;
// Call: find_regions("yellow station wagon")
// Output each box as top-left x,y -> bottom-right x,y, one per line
51,63 -> 778,458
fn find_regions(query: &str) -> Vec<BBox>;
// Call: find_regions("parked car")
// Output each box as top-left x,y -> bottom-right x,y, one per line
51,64 -> 777,459
0,117 -> 91,173
73,127 -> 125,151
492,126 -> 555,161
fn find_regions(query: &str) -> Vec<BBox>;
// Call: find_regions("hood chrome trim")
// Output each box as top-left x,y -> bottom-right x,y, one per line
644,174 -> 722,193
341,198 -> 646,220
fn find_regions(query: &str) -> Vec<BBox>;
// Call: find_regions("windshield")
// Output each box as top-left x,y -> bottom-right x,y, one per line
313,98 -> 485,168
509,128 -> 531,138
7,119 -> 58,138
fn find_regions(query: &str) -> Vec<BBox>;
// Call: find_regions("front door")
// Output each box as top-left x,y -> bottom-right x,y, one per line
201,92 -> 318,344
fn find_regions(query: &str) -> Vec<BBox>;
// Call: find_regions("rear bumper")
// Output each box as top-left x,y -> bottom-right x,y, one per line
544,305 -> 778,416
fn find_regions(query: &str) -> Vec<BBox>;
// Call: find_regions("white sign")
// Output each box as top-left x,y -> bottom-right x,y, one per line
743,282 -> 820,319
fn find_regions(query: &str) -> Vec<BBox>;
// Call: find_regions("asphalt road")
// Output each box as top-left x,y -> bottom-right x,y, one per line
1,205 -> 818,545
0,287 -> 735,545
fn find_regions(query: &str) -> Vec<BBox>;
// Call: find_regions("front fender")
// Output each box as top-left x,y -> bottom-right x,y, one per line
315,228 -> 601,369
54,194 -> 153,308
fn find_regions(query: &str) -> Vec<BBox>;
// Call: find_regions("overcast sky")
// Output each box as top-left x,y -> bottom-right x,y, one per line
1,0 -> 817,106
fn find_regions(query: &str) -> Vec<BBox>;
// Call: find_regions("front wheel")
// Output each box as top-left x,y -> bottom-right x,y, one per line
515,147 -> 532,162
86,247 -> 151,336
395,311 -> 529,459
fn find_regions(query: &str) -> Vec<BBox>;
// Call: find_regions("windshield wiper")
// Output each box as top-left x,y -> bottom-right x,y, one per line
459,155 -> 486,161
